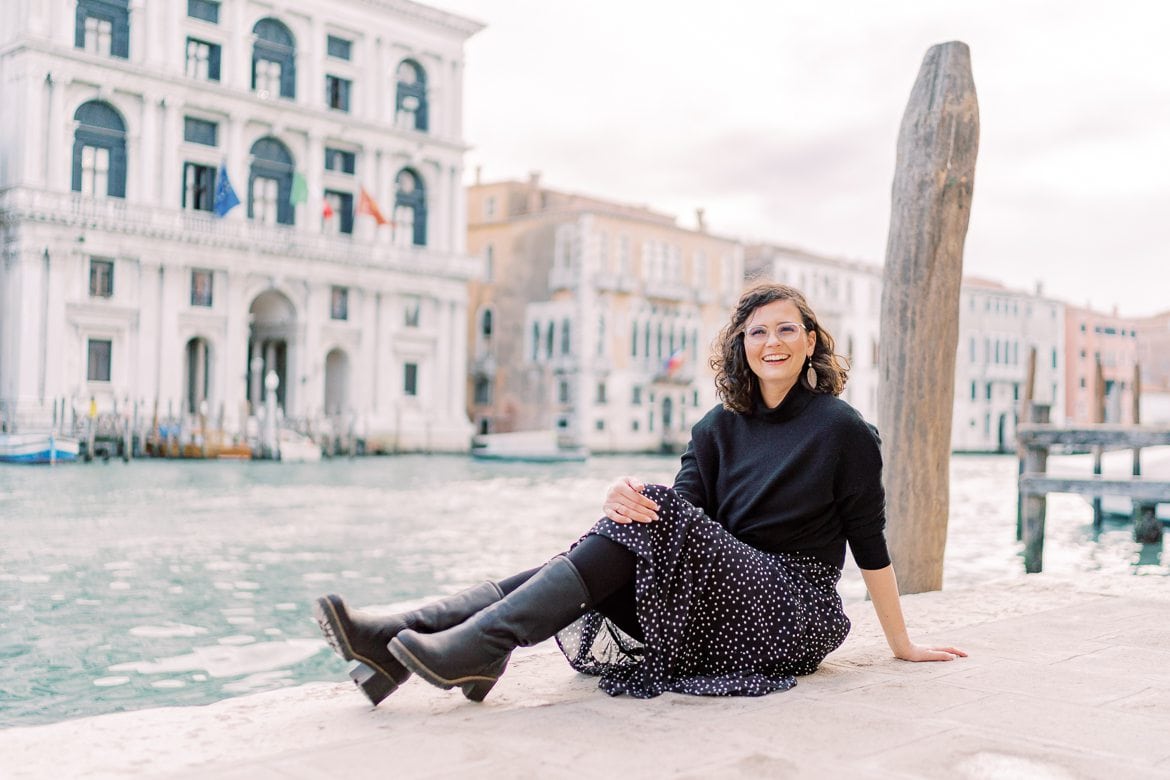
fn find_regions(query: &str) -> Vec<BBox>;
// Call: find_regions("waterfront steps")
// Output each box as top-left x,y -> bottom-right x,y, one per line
1,573 -> 1168,779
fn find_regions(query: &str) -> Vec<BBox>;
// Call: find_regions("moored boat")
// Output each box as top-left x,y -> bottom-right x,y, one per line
471,430 -> 588,463
0,432 -> 81,464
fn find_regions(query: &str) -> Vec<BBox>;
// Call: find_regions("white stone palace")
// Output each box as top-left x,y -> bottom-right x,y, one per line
0,0 -> 481,451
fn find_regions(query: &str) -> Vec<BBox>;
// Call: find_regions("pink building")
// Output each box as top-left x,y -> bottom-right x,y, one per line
1136,310 -> 1170,423
1063,305 -> 1142,424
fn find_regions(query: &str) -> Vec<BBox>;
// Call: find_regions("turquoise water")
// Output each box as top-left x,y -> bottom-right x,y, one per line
1,454 -> 1165,728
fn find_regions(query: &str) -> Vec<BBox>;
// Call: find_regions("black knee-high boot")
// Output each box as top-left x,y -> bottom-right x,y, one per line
388,556 -> 591,702
314,581 -> 503,705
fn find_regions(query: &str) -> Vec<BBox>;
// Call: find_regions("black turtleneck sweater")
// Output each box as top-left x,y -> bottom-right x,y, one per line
671,381 -> 891,571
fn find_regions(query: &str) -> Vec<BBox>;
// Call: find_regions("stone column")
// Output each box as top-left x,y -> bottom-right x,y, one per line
306,132 -> 324,234
23,68 -> 46,188
47,69 -> 68,190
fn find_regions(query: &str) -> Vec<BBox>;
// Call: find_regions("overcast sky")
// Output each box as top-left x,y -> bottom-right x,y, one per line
431,0 -> 1170,317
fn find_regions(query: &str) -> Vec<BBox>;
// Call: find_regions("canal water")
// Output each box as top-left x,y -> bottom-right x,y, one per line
1,454 -> 1165,728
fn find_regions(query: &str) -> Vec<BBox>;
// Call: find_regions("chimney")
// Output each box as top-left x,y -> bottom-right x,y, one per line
1034,280 -> 1043,297
695,207 -> 706,233
474,165 -> 482,186
527,171 -> 542,213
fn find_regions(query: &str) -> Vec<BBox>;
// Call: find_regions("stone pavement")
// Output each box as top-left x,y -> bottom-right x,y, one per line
2,572 -> 1168,779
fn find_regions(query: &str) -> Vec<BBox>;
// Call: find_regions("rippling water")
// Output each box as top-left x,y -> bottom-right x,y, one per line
1,453 -> 1165,728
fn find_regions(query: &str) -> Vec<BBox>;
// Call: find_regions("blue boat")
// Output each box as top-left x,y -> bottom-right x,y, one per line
0,432 -> 80,464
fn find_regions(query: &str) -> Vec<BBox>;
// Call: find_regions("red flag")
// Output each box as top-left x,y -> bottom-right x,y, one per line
322,198 -> 335,219
357,186 -> 388,226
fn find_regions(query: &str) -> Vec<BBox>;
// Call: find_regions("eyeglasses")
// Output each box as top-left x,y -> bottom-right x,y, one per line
743,322 -> 808,343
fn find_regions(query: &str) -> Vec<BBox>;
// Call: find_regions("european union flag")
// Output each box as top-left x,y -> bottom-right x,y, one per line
213,162 -> 240,217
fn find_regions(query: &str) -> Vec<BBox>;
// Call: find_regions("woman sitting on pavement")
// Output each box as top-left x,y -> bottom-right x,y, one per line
314,282 -> 966,704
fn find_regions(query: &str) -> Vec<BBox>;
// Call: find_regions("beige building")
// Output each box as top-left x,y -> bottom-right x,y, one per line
466,174 -> 744,452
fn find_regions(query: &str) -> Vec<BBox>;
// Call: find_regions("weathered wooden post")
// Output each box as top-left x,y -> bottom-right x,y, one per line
1021,403 -> 1051,572
1133,362 -> 1142,477
1016,346 -> 1037,541
1092,358 -> 1106,530
878,42 -> 979,594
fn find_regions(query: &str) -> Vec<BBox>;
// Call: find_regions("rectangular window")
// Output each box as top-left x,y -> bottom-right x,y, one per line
473,377 -> 492,405
326,35 -> 352,60
596,382 -> 607,404
254,59 -> 282,99
187,0 -> 220,23
83,16 -> 113,56
89,259 -> 114,298
80,146 -> 110,196
185,38 -> 221,81
986,383 -> 993,401
558,381 -> 570,404
404,296 -> 420,328
595,419 -> 605,431
324,148 -> 356,175
182,163 -> 216,212
330,286 -> 349,321
183,117 -> 218,146
484,196 -> 496,221
325,75 -> 351,112
970,381 -> 977,401
190,269 -> 213,307
632,386 -> 642,406
251,176 -> 278,225
87,339 -> 112,382
323,190 -> 354,235
403,362 -> 418,396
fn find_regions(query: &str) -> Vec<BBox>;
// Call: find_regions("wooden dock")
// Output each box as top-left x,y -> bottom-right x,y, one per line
1017,409 -> 1170,573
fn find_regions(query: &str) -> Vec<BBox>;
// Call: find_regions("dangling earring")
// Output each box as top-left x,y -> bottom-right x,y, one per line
805,357 -> 818,389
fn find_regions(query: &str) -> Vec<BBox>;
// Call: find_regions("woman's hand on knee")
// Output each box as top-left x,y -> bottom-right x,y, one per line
603,476 -> 660,524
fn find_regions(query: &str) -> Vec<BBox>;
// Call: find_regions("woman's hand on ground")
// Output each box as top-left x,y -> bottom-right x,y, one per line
603,476 -> 660,524
894,643 -> 968,662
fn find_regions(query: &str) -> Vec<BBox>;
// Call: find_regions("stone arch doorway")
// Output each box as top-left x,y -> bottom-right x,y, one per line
324,348 -> 350,416
185,336 -> 212,415
247,290 -> 296,414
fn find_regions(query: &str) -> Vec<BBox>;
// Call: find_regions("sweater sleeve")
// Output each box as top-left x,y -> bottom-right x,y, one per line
671,440 -> 706,511
835,417 -> 892,570
671,417 -> 713,514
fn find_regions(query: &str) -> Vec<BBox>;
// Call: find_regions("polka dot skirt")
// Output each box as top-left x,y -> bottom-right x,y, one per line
555,484 -> 851,698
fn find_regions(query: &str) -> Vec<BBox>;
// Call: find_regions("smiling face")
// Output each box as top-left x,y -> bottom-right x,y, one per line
742,298 -> 817,407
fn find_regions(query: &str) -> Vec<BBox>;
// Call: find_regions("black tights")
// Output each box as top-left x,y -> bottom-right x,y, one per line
496,534 -> 642,641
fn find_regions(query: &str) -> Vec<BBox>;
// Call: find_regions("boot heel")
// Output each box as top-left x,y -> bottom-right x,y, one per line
460,678 -> 496,702
350,662 -> 397,705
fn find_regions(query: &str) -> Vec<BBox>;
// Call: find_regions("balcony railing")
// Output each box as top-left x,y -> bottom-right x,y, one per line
548,265 -> 578,291
644,281 -> 693,303
0,186 -> 479,281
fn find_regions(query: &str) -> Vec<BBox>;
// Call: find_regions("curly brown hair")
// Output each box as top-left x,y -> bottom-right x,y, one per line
710,283 -> 848,413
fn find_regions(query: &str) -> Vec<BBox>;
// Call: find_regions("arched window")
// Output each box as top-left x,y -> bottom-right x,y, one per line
248,137 -> 295,225
481,308 -> 493,339
394,168 -> 427,246
72,101 -> 127,197
252,18 -> 296,99
395,59 -> 428,131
